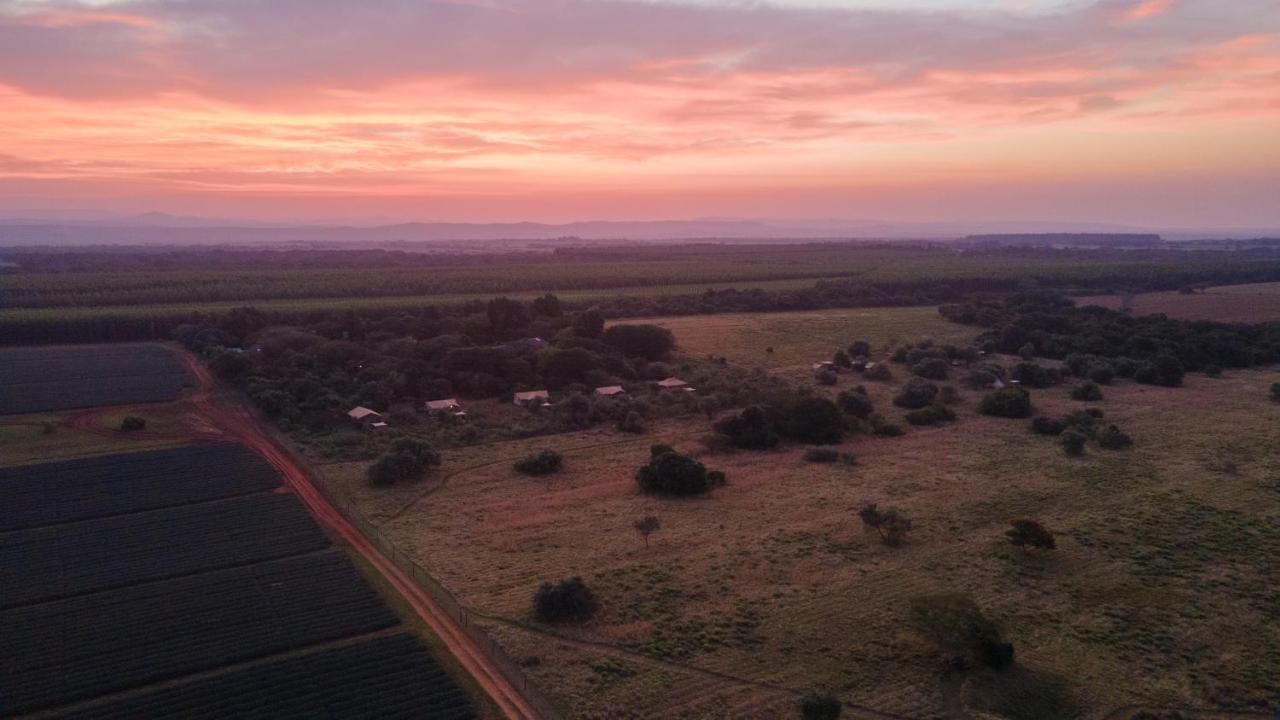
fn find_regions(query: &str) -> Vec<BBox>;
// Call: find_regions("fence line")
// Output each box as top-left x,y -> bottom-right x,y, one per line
330,492 -> 562,720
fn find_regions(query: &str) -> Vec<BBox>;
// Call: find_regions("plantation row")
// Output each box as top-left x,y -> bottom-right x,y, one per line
9,247 -> 1280,346
51,633 -> 475,720
0,344 -> 189,414
0,444 -> 280,532
1,492 -> 330,608
8,244 -> 1280,309
0,552 -> 398,715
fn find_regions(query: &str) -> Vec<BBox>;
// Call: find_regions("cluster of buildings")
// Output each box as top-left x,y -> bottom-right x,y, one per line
346,377 -> 694,430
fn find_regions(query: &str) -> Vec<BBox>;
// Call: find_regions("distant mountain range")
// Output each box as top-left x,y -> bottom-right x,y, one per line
0,212 -> 1275,246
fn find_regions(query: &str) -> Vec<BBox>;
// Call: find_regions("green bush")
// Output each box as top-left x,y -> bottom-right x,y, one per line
1069,382 -> 1103,401
978,388 -> 1032,418
800,691 -> 842,720
1096,424 -> 1132,450
515,449 -> 563,475
1059,430 -> 1087,456
1030,416 -> 1066,435
781,396 -> 847,445
863,363 -> 893,381
1005,518 -> 1056,551
714,406 -> 780,450
804,447 -> 840,463
533,577 -> 598,623
635,445 -> 719,496
911,357 -> 949,380
367,438 -> 442,486
871,415 -> 905,437
905,404 -> 956,426
858,503 -> 912,546
836,388 -> 874,419
894,378 -> 939,409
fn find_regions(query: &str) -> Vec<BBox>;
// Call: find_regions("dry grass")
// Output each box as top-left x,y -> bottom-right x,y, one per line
1077,282 -> 1280,323
320,358 -> 1280,719
630,306 -> 976,382
0,405 -> 190,468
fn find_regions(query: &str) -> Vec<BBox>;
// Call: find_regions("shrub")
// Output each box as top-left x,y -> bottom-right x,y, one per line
1011,362 -> 1053,388
847,340 -> 871,358
816,369 -> 838,386
908,593 -> 1013,669
911,357 -> 949,380
616,410 -> 646,434
1018,342 -> 1036,360
870,416 -> 905,437
714,406 -> 780,450
858,503 -> 912,546
836,388 -> 874,419
533,577 -> 598,623
1059,430 -> 1087,456
978,388 -> 1032,418
601,324 -> 675,360
804,447 -> 841,463
1203,364 -> 1222,378
894,378 -> 939,409
1114,357 -> 1139,378
905,404 -> 955,426
1070,382 -> 1103,401
938,385 -> 960,405
367,438 -> 442,486
1030,417 -> 1067,435
1005,518 -> 1056,551
1087,362 -> 1116,384
119,416 -> 147,431
515,449 -> 563,476
1134,353 -> 1184,387
832,350 -> 853,368
863,363 -> 893,381
780,396 -> 847,445
635,445 -> 718,496
1096,424 -> 1133,450
1063,409 -> 1099,437
800,691 -> 842,720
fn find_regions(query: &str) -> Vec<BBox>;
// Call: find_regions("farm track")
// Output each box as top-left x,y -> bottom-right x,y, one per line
168,348 -> 546,720
472,612 -> 913,720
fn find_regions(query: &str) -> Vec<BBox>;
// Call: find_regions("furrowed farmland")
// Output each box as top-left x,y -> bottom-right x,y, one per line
0,344 -> 190,414
1,434 -> 477,716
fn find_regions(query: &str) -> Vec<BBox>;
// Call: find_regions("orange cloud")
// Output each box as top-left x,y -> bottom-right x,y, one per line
1122,0 -> 1175,22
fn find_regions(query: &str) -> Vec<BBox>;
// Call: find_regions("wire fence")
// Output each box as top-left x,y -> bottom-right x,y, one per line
333,494 -> 563,720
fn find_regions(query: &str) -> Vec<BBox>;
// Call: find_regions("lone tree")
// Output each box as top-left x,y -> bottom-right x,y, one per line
800,691 -> 842,720
1005,518 -> 1056,552
894,378 -> 939,409
635,445 -> 724,496
1070,381 -> 1103,401
1059,430 -> 1087,456
633,515 -> 661,547
908,593 -> 1014,670
858,503 -> 913,546
533,577 -> 598,623
367,438 -> 441,486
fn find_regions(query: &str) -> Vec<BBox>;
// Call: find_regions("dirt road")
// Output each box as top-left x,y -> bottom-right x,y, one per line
170,349 -> 548,720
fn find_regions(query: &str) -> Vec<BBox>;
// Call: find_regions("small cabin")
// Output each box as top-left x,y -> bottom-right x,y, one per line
368,421 -> 389,431
656,377 -> 694,393
513,390 -> 551,407
594,385 -> 626,397
347,406 -> 382,424
425,398 -> 462,414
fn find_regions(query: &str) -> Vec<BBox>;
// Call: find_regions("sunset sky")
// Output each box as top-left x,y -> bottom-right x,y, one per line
1,0 -> 1278,226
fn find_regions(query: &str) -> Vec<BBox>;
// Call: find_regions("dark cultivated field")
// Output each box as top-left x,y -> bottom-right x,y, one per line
0,343 -> 190,414
51,633 -> 476,720
1,552 -> 398,714
0,444 -> 279,531
0,492 -> 331,608
0,445 -> 475,718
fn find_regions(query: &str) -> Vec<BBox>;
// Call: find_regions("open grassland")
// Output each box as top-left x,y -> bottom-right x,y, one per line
320,362 -> 1280,719
638,306 -> 977,380
0,404 -> 194,467
1078,282 -> 1280,323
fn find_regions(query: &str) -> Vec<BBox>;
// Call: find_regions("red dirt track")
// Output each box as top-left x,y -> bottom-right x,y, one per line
169,349 -> 544,720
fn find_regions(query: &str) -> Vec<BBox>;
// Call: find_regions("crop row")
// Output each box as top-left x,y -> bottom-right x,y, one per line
1,492 -> 330,608
52,632 -> 475,720
0,551 -> 399,715
0,444 -> 280,532
0,344 -> 189,414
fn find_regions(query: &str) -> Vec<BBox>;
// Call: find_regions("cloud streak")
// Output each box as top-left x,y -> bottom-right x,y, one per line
0,0 -> 1276,223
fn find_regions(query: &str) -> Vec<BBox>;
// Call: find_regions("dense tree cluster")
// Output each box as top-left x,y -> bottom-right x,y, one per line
635,445 -> 725,496
941,292 -> 1280,378
367,438 -> 441,486
713,394 -> 848,448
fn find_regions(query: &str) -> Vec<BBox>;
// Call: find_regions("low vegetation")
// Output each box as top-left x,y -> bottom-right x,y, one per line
514,449 -> 564,476
858,503 -> 913,546
533,576 -> 599,623
366,438 -> 441,486
635,445 -> 725,496
978,388 -> 1032,418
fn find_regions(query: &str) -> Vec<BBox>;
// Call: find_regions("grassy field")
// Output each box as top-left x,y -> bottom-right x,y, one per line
311,304 -> 1280,719
1078,282 -> 1280,323
0,404 -> 192,467
637,306 -> 976,381
320,364 -> 1280,719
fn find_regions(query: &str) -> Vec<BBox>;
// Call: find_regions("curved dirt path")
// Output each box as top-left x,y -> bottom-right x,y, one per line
170,349 -> 546,720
